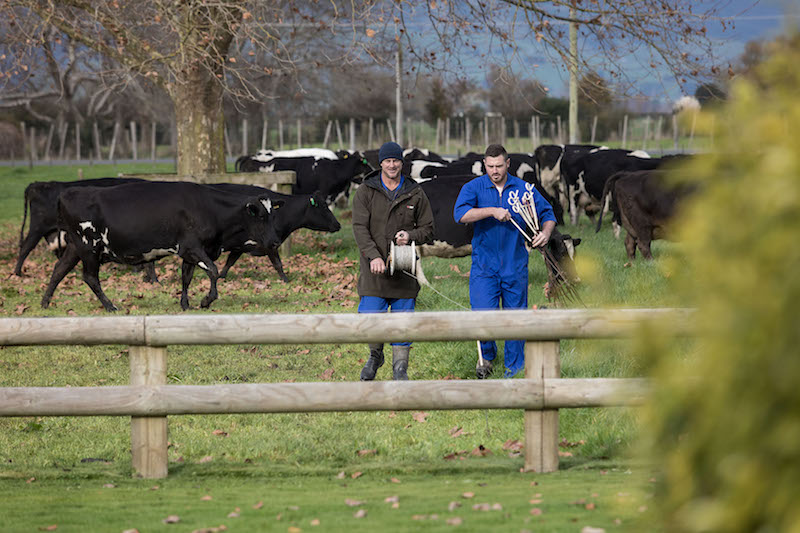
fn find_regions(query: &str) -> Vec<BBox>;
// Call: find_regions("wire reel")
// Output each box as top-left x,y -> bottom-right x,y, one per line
388,240 -> 417,277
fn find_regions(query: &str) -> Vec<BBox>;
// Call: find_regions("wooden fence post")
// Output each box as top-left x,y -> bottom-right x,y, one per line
130,345 -> 168,479
130,121 -> 138,160
297,118 -> 302,149
524,340 -> 560,472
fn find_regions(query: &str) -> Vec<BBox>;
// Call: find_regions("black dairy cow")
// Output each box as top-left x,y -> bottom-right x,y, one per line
41,181 -> 283,312
208,184 -> 341,281
417,175 -> 581,283
598,170 -> 696,261
237,152 -> 372,206
15,177 -> 147,276
565,148 -> 661,225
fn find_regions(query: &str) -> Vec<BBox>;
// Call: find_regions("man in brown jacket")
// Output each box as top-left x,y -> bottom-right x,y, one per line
352,141 -> 435,380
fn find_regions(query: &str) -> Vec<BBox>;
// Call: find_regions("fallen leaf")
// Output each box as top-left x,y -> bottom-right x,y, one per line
580,527 -> 606,533
357,449 -> 376,457
122,529 -> 140,533
502,439 -> 523,451
472,503 -> 490,511
211,429 -> 228,437
529,499 -> 542,504
319,368 -> 335,380
354,509 -> 367,518
253,501 -> 263,509
449,426 -> 464,437
297,349 -> 310,355
198,456 -> 213,463
201,495 -> 212,501
530,508 -> 543,515
344,498 -> 364,507
462,492 -> 474,499
27,477 -> 35,483
586,502 -> 597,510
384,495 -> 399,504
336,471 -> 346,479
470,445 -> 492,457
227,512 -> 239,518
412,411 -> 428,423
162,515 -> 180,523
558,450 -> 573,457
446,517 -> 463,525
310,518 -> 320,526
38,526 -> 57,532
288,527 -> 301,533
390,477 -> 400,483
351,471 -> 362,479
448,501 -> 462,511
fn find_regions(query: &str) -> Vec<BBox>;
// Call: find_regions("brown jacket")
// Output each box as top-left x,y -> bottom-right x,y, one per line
352,171 -> 435,298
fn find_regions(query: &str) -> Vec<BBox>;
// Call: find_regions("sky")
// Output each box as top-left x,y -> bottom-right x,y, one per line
403,0 -> 799,111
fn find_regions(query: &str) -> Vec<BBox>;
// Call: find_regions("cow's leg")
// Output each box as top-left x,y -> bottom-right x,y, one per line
219,251 -> 244,279
196,256 -> 221,308
41,245 -> 81,308
180,262 -> 196,310
180,251 -> 220,309
267,248 -> 289,282
637,231 -> 654,260
142,261 -> 160,283
81,256 -> 118,312
612,221 -> 621,239
568,185 -> 579,225
624,233 -> 637,260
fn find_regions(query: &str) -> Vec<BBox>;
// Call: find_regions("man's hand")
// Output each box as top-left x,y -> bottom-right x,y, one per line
529,220 -> 555,249
370,257 -> 386,274
492,208 -> 511,222
395,230 -> 410,246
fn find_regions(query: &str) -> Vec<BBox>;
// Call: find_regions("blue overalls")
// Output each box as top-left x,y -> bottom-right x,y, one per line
453,174 -> 556,376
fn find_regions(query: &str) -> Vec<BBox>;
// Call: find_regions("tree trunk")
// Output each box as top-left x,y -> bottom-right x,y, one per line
171,73 -> 226,176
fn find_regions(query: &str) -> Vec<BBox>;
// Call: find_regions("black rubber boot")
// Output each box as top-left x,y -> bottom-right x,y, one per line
392,345 -> 410,381
360,343 -> 384,381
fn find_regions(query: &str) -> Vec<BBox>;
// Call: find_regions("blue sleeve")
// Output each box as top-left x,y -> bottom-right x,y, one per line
533,189 -> 556,224
453,180 -> 477,223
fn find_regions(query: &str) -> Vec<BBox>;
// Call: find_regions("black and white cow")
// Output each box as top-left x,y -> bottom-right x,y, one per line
533,144 -> 601,216
598,170 -> 696,261
564,148 -> 660,226
236,152 -> 372,206
40,181 -> 283,312
14,177 -> 148,277
416,175 -> 581,284
208,184 -> 341,281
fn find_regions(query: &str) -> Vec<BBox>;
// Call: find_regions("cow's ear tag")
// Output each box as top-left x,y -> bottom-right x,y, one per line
310,198 -> 317,207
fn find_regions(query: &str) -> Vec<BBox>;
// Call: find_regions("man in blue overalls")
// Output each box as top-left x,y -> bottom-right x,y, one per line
453,144 -> 556,378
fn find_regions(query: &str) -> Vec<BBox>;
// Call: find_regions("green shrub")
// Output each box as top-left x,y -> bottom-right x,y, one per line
642,37 -> 800,532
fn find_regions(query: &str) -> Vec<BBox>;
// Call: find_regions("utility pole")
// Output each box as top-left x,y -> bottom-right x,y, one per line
395,37 -> 404,146
568,3 -> 579,144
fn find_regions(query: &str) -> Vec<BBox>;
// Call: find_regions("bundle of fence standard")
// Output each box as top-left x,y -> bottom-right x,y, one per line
507,184 -> 582,307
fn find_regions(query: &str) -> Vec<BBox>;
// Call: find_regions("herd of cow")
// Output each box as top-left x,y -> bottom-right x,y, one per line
12,144 -> 695,312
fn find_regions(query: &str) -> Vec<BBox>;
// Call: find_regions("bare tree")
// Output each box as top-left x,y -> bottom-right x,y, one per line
1,1 -> 373,174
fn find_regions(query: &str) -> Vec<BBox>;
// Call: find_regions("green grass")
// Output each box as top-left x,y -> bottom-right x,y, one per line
0,163 -> 677,531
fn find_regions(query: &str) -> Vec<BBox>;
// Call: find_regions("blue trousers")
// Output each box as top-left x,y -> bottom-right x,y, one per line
470,270 -> 527,376
358,296 -> 415,346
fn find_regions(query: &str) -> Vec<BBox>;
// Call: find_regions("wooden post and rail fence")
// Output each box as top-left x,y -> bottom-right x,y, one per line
0,308 -> 692,479
116,170 -> 296,257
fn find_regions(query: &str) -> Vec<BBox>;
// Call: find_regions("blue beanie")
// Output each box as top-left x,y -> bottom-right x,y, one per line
378,141 -> 404,163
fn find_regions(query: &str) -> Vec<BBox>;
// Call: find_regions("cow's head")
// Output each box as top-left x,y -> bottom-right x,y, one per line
304,191 -> 342,233
244,196 -> 285,250
546,231 -> 582,283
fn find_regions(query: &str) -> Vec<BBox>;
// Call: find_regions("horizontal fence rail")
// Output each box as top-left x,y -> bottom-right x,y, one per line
0,309 -> 691,478
0,308 -> 694,346
0,378 -> 649,417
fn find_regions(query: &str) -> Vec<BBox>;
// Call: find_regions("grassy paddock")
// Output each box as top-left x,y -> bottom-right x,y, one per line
0,163 -> 677,531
